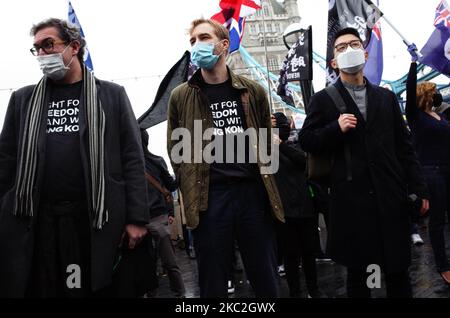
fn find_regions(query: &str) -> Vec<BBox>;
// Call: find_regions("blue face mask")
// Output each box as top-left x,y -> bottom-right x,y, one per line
191,41 -> 224,70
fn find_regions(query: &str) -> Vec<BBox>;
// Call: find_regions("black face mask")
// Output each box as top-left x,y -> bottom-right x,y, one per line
433,93 -> 443,107
278,125 -> 291,141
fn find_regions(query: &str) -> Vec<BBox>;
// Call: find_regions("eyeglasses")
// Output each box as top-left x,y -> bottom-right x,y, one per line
30,38 -> 67,56
334,40 -> 363,53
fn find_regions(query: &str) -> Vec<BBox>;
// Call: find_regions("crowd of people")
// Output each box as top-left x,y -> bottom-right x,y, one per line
0,17 -> 449,299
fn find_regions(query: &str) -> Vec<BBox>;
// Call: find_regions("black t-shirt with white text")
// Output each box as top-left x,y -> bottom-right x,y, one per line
202,78 -> 259,183
42,80 -> 85,202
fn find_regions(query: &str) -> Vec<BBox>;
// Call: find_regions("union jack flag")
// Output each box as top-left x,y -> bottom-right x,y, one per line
419,0 -> 450,77
372,22 -> 381,41
211,0 -> 261,53
434,0 -> 450,27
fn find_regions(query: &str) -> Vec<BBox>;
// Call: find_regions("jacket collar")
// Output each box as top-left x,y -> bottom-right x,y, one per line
364,79 -> 379,130
188,66 -> 248,91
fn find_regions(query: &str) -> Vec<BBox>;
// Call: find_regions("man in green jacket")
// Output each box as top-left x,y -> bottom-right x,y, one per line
167,18 -> 284,298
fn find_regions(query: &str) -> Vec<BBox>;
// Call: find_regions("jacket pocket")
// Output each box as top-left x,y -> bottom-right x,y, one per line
109,174 -> 125,186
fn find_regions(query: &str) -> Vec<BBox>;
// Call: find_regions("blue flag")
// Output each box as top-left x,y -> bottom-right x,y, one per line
419,0 -> 450,77
68,1 -> 94,72
363,0 -> 383,85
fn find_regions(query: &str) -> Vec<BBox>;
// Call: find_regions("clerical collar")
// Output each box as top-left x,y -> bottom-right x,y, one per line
342,80 -> 366,91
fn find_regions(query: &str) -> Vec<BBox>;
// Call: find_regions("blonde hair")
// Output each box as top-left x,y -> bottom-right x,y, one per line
189,18 -> 230,42
417,82 -> 437,111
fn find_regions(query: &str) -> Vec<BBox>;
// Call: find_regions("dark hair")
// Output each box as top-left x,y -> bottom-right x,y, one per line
332,27 -> 363,48
189,18 -> 230,55
30,18 -> 86,63
189,18 -> 230,42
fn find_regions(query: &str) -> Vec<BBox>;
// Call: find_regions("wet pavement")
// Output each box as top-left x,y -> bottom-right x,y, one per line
153,219 -> 450,298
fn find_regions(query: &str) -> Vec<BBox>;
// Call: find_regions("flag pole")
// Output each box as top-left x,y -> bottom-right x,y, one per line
368,0 -> 422,57
260,0 -> 274,112
380,15 -> 423,57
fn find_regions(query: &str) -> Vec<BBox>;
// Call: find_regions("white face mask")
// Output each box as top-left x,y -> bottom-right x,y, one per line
336,47 -> 366,74
36,45 -> 74,80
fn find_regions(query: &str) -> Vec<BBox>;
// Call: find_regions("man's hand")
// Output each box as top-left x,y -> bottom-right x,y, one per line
407,43 -> 419,63
120,224 -> 148,249
338,113 -> 357,133
420,199 -> 429,216
168,216 -> 175,225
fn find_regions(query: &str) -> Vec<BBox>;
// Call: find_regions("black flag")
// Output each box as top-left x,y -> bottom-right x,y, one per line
277,27 -> 313,107
326,0 -> 383,85
138,51 -> 191,129
284,26 -> 313,82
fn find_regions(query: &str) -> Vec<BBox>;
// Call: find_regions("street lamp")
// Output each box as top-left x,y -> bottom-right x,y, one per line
282,23 -> 303,50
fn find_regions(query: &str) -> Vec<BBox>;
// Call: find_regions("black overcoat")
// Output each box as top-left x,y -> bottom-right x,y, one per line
0,78 -> 149,296
298,78 -> 428,273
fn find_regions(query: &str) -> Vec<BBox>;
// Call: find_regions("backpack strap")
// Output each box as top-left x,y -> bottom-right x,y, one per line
325,85 -> 347,113
145,172 -> 173,203
324,85 -> 353,182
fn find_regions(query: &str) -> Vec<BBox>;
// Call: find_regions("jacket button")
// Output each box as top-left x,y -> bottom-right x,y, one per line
369,190 -> 375,195
264,175 -> 268,179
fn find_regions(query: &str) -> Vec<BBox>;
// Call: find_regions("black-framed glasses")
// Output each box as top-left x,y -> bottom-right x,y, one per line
30,38 -> 67,56
334,40 -> 363,53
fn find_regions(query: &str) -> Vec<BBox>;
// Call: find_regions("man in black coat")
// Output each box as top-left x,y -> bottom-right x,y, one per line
298,28 -> 429,298
0,18 -> 148,297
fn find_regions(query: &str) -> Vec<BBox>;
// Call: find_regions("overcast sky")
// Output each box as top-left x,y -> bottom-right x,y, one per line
0,0 -> 444,161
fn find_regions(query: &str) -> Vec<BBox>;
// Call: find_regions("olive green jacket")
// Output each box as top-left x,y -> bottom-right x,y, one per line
167,68 -> 284,229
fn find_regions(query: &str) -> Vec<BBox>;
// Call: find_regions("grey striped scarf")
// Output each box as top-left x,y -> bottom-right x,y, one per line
14,65 -> 109,230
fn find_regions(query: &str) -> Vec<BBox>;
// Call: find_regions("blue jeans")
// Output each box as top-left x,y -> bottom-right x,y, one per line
193,179 -> 278,298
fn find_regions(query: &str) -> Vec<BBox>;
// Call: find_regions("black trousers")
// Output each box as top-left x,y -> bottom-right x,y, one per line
27,200 -> 91,298
193,179 -> 278,298
113,235 -> 158,298
423,165 -> 450,273
281,217 -> 318,296
346,268 -> 412,298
